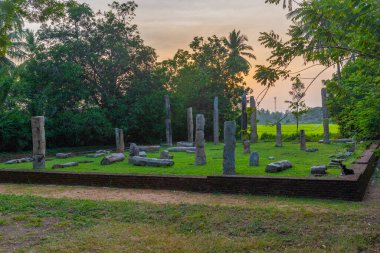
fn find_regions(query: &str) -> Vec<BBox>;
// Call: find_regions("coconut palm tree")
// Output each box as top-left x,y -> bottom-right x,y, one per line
223,30 -> 256,73
223,29 -> 256,75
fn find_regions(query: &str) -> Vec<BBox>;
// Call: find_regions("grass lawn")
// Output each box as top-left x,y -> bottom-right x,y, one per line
1,141 -> 360,178
0,174 -> 379,252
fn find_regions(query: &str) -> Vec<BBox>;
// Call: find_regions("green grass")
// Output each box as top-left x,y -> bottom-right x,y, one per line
1,140 -> 360,178
257,123 -> 339,139
0,187 -> 378,252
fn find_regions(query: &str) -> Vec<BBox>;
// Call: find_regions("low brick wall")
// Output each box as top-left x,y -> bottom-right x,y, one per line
0,142 -> 378,201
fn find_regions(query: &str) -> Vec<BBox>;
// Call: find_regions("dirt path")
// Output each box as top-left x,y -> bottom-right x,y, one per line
0,160 -> 379,208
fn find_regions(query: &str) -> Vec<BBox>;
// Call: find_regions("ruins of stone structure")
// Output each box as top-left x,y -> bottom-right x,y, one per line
243,140 -> 251,154
223,121 -> 236,175
195,114 -> 206,165
321,88 -> 330,144
115,128 -> 125,153
187,107 -> 194,143
213,96 -> 219,145
31,116 -> 46,169
300,130 -> 306,150
250,96 -> 258,143
241,93 -> 248,140
275,122 -> 282,147
165,95 -> 173,146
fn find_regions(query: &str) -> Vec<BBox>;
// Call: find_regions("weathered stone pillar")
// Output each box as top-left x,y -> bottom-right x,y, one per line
243,140 -> 251,154
187,107 -> 194,143
300,130 -> 306,150
195,114 -> 206,165
241,93 -> 248,140
275,122 -> 282,147
213,96 -> 219,145
115,128 -> 125,153
31,116 -> 46,169
165,95 -> 173,146
250,96 -> 258,143
321,88 -> 330,144
223,121 -> 236,175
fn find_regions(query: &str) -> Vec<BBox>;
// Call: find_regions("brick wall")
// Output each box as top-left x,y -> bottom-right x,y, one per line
0,142 -> 378,201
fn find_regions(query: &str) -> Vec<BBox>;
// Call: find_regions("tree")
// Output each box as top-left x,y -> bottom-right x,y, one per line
285,78 -> 309,132
326,58 -> 380,139
223,29 -> 256,75
0,0 -> 65,57
6,1 -> 165,149
256,0 -> 379,138
157,34 -> 251,140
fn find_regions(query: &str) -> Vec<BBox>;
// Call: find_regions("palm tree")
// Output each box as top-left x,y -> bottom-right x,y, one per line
223,29 -> 256,75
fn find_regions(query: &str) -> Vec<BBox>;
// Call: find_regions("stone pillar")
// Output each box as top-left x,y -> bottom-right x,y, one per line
223,121 -> 236,175
165,95 -> 173,146
195,114 -> 206,165
187,107 -> 194,143
31,116 -> 46,169
243,140 -> 251,154
241,93 -> 248,140
275,122 -> 282,147
250,96 -> 258,143
300,130 -> 306,150
321,88 -> 330,144
213,96 -> 219,145
115,128 -> 125,153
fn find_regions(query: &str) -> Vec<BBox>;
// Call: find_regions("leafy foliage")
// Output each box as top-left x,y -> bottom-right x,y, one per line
157,33 -> 254,140
326,59 -> 380,139
285,78 -> 309,132
257,0 -> 379,139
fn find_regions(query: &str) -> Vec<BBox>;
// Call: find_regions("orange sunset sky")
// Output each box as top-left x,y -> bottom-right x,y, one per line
27,0 -> 336,111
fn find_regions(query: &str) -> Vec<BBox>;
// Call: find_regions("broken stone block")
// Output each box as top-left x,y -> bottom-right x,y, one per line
266,160 -> 292,173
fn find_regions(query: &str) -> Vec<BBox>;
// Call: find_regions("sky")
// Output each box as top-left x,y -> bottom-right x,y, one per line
28,0 -> 336,111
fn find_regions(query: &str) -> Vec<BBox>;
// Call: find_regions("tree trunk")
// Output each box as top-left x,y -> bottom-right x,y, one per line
31,116 -> 46,169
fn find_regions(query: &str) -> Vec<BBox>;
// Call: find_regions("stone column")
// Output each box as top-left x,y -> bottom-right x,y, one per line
187,107 -> 194,143
321,88 -> 330,144
250,96 -> 258,143
223,121 -> 236,175
243,140 -> 251,154
241,93 -> 248,140
300,130 -> 306,150
213,96 -> 219,145
115,128 -> 125,153
31,116 -> 46,169
165,95 -> 173,146
275,122 -> 282,147
195,114 -> 206,165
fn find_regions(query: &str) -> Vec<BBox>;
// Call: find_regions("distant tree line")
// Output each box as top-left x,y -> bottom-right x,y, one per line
257,107 -> 325,125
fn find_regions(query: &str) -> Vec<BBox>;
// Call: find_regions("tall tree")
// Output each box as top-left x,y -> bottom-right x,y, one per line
256,0 -> 379,138
223,29 -> 256,75
285,78 -> 309,132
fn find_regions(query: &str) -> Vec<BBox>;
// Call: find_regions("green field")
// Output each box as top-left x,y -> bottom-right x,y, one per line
2,140 -> 359,178
257,124 -> 339,138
